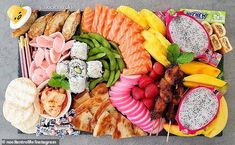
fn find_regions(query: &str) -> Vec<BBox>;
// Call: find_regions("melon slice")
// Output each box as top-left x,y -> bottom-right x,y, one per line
176,86 -> 221,134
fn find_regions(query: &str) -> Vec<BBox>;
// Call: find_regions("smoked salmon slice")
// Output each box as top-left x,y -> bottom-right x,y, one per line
82,7 -> 95,32
122,43 -> 144,58
107,13 -> 126,41
123,65 -> 149,75
96,6 -> 109,35
102,9 -> 117,38
124,50 -> 150,65
91,4 -> 102,33
113,17 -> 133,44
120,23 -> 143,44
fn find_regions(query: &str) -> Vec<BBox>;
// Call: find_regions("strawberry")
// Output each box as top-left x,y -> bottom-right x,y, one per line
142,98 -> 155,110
139,75 -> 154,88
153,62 -> 164,75
145,83 -> 159,98
132,87 -> 145,100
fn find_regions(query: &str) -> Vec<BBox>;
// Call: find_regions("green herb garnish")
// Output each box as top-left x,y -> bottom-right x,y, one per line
48,72 -> 70,90
167,43 -> 195,64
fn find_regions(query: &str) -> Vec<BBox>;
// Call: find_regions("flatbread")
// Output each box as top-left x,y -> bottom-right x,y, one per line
5,77 -> 37,108
72,108 -> 93,132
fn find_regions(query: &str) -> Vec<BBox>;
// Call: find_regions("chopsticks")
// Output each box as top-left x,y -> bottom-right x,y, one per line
18,34 -> 32,78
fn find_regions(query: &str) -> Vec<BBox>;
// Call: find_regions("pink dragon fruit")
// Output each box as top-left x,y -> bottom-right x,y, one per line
165,11 -> 211,58
175,86 -> 221,134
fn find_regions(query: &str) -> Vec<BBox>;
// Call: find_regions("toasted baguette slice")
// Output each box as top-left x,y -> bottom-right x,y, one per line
210,34 -> 222,51
219,36 -> 233,54
211,23 -> 226,37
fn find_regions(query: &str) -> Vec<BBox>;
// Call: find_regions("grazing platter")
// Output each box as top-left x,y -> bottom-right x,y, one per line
3,3 -> 232,140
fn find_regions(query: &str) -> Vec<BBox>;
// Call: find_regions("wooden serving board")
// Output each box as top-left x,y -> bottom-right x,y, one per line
17,10 -> 223,137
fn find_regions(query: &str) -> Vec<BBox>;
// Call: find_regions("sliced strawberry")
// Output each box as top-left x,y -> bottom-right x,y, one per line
145,83 -> 159,98
139,75 -> 154,88
141,98 -> 155,110
132,87 -> 145,100
153,62 -> 164,75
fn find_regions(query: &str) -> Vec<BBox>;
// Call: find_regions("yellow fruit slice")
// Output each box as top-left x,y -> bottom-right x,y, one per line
117,6 -> 148,29
163,124 -> 204,137
143,41 -> 170,67
140,9 -> 166,36
148,28 -> 171,48
179,61 -> 221,77
203,96 -> 228,138
183,74 -> 227,88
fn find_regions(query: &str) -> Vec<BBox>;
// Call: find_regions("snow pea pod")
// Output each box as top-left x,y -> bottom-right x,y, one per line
106,70 -> 115,87
89,77 -> 104,90
98,47 -> 116,71
88,33 -> 111,49
73,36 -> 95,48
87,53 -> 106,61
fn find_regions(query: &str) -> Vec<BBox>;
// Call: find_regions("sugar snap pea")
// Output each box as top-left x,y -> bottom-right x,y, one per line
87,53 -> 106,61
88,33 -> 111,49
106,70 -> 115,87
89,77 -> 104,90
111,70 -> 121,85
73,36 -> 95,48
98,47 -> 116,71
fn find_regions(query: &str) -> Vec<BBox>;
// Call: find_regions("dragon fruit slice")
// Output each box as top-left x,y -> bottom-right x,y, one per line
176,86 -> 221,134
166,11 -> 211,58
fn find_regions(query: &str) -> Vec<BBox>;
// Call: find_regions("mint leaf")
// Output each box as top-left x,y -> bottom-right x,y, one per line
61,80 -> 70,90
48,72 -> 70,90
167,43 -> 180,64
48,79 -> 62,88
177,52 -> 195,64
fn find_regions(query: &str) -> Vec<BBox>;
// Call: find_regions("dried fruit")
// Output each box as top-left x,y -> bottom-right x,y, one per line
201,21 -> 213,35
210,34 -> 222,51
211,22 -> 226,37
219,36 -> 233,54
132,87 -> 145,100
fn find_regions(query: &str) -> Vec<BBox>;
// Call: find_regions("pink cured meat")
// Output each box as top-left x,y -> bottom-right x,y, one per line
49,32 -> 65,40
29,61 -> 37,79
36,36 -> 53,48
46,64 -> 56,77
34,48 -> 45,67
32,68 -> 48,85
29,37 -> 41,48
44,49 -> 53,64
53,37 -> 65,53
59,51 -> 71,62
50,48 -> 61,64
40,60 -> 49,70
62,40 -> 75,55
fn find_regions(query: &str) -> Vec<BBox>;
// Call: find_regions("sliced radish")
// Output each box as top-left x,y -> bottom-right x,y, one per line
49,32 -> 65,40
46,64 -> 56,78
50,48 -> 61,64
53,37 -> 65,53
120,74 -> 141,85
62,40 -> 75,55
34,48 -> 45,67
109,90 -> 130,98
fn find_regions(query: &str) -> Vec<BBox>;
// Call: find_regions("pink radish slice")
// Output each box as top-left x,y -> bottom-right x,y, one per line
58,51 -> 71,62
40,60 -> 49,70
53,37 -> 65,53
127,102 -> 146,117
109,94 -> 130,101
44,49 -> 53,64
110,96 -> 132,108
113,81 -> 134,90
49,32 -> 65,40
119,99 -> 139,115
29,61 -> 37,79
32,68 -> 48,85
36,36 -> 53,48
110,85 -> 131,93
109,90 -> 130,98
46,64 -> 56,78
120,74 -> 141,85
131,110 -> 151,125
50,48 -> 61,64
34,48 -> 45,67
62,40 -> 75,54
128,107 -> 148,122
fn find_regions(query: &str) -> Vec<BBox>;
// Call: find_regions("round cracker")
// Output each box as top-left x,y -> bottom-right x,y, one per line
3,101 -> 34,124
5,78 -> 37,108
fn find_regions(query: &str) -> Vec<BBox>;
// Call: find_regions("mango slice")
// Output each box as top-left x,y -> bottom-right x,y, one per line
179,61 -> 221,77
184,74 -> 227,88
117,6 -> 148,29
140,9 -> 166,36
204,96 -> 228,138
